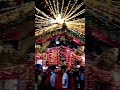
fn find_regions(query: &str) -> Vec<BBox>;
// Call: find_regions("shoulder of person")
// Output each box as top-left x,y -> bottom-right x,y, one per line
64,73 -> 68,76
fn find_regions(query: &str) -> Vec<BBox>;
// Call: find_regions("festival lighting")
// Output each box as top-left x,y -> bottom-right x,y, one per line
35,0 -> 85,36
55,40 -> 60,45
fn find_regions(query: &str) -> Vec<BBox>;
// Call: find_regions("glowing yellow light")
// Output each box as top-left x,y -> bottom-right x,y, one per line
55,14 -> 64,24
50,14 -> 64,24
35,0 -> 85,36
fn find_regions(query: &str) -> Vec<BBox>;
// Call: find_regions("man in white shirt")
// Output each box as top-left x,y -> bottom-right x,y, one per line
61,66 -> 69,88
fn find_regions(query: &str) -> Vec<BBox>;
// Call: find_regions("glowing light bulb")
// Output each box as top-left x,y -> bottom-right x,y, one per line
50,14 -> 64,24
55,40 -> 60,44
55,14 -> 64,24
56,14 -> 62,20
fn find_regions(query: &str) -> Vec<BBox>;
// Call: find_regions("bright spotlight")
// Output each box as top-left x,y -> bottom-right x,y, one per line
55,40 -> 60,45
50,14 -> 64,24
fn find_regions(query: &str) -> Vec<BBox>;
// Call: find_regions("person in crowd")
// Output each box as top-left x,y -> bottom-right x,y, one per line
74,69 -> 80,90
55,69 -> 63,90
63,67 -> 77,90
79,67 -> 85,90
35,65 -> 85,90
45,66 -> 52,90
61,66 -> 69,89
38,70 -> 42,89
66,70 -> 71,89
50,65 -> 57,90
35,69 -> 42,90
35,69 -> 38,90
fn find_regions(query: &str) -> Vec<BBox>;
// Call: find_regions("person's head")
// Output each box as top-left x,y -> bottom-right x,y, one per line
38,70 -> 42,75
46,66 -> 51,73
61,65 -> 67,73
35,69 -> 42,75
80,66 -> 85,71
50,65 -> 56,72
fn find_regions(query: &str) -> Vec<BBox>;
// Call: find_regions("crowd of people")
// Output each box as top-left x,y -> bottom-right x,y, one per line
35,65 -> 85,90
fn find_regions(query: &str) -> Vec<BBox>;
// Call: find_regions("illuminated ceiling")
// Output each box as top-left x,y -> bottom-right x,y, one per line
35,0 -> 85,37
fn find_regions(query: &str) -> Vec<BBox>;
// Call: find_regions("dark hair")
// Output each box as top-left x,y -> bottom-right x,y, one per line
51,65 -> 56,70
61,65 -> 67,69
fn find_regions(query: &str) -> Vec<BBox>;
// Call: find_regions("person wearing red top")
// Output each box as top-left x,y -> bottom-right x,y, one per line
55,70 -> 63,90
70,76 -> 76,90
45,67 -> 51,90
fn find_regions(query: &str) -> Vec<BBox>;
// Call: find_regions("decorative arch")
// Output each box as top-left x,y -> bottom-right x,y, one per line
35,26 -> 85,68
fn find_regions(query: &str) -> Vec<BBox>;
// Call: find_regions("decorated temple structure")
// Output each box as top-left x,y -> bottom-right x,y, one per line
35,23 -> 85,69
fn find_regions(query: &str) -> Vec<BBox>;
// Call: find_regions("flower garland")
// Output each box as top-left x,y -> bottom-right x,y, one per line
36,28 -> 85,45
35,46 -> 85,67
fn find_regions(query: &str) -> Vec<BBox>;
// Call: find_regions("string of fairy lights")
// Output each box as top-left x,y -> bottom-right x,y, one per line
35,0 -> 85,36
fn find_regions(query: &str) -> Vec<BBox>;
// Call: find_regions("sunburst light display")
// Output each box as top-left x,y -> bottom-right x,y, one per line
35,0 -> 85,36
